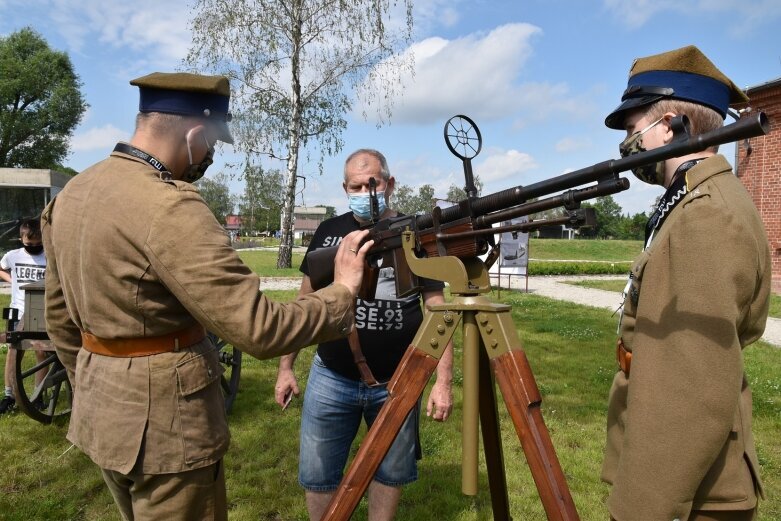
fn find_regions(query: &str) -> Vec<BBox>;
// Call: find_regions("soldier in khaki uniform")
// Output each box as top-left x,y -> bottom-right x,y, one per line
601,46 -> 771,521
41,72 -> 373,521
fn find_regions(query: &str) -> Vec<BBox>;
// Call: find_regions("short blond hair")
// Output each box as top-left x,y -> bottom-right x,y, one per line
644,99 -> 725,153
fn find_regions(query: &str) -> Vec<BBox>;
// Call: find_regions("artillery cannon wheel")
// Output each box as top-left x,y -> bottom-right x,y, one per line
9,343 -> 72,425
208,333 -> 242,413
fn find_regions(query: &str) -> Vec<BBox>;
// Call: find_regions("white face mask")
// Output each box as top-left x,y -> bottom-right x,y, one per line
184,131 -> 214,183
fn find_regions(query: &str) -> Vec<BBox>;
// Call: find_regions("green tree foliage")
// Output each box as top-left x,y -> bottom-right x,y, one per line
197,173 -> 235,225
186,0 -> 413,268
616,212 -> 648,241
0,28 -> 87,169
239,165 -> 284,234
445,174 -> 483,202
581,195 -> 647,240
391,184 -> 435,215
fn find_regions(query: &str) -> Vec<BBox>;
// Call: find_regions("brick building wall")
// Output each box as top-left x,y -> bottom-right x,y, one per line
735,78 -> 781,294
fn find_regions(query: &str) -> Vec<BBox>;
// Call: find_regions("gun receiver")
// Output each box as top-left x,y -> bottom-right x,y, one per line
309,112 -> 769,298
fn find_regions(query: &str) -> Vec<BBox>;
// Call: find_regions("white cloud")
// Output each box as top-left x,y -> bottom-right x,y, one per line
555,137 -> 592,153
509,82 -> 597,128
412,0 -> 464,33
70,124 -> 129,151
475,148 -> 538,185
359,23 -> 544,125
48,0 -> 191,66
602,0 -> 781,33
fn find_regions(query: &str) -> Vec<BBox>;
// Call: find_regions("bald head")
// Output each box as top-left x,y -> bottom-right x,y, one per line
343,149 -> 390,182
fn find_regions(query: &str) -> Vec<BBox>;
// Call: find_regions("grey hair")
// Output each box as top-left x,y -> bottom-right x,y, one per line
135,112 -> 195,135
343,149 -> 391,182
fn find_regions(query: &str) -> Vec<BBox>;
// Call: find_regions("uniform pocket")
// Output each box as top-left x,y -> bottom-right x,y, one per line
693,405 -> 756,508
175,351 -> 229,464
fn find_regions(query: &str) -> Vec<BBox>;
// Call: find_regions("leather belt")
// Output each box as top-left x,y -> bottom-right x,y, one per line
347,329 -> 381,387
81,324 -> 207,357
616,338 -> 632,376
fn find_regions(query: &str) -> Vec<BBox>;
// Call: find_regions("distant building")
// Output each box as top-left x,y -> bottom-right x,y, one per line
535,224 -> 576,240
292,206 -> 328,240
225,215 -> 242,233
1,168 -> 71,253
735,77 -> 781,293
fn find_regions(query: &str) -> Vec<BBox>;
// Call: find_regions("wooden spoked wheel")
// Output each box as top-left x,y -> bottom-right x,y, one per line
9,341 -> 72,425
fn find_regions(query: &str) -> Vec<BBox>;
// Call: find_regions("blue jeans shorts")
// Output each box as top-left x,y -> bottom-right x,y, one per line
298,355 -> 419,491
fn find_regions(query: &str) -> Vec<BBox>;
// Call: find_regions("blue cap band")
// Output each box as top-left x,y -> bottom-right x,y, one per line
138,87 -> 230,120
626,70 -> 730,117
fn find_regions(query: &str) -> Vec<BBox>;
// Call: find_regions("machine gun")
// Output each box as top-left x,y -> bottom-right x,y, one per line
309,112 -> 769,298
316,112 -> 770,520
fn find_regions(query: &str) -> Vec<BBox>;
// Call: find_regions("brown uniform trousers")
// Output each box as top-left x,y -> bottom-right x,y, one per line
602,156 -> 770,521
42,150 -> 355,519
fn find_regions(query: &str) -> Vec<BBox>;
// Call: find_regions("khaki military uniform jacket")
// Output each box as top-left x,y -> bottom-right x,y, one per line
42,150 -> 355,475
602,155 -> 770,520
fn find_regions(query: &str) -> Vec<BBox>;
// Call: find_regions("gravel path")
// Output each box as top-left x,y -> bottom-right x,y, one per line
5,274 -> 778,347
508,275 -> 781,348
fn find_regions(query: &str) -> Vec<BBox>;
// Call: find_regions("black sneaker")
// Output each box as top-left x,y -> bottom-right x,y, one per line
0,396 -> 15,415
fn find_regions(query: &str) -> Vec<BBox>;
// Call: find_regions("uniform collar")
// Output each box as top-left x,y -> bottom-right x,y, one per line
684,155 -> 731,192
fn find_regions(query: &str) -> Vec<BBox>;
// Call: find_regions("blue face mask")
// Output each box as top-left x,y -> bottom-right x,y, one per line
348,192 -> 386,220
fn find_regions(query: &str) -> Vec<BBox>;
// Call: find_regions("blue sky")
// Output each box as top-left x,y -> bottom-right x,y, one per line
2,0 -> 780,217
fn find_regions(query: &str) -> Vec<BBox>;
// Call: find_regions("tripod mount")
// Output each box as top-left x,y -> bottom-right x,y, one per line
320,231 -> 580,520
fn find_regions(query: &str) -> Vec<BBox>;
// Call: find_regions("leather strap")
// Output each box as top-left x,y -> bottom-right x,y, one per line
347,329 -> 380,386
81,324 -> 207,357
616,337 -> 632,376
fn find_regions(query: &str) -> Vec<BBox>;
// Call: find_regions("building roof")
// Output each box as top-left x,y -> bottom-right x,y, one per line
294,206 -> 328,215
0,168 -> 72,188
744,76 -> 781,95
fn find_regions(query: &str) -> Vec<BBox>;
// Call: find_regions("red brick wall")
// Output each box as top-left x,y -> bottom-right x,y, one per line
736,82 -> 781,294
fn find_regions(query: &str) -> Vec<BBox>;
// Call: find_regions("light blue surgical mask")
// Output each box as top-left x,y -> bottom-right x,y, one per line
348,192 -> 386,220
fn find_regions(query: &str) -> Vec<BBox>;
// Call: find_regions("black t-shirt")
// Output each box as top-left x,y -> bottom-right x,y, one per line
300,212 -> 444,381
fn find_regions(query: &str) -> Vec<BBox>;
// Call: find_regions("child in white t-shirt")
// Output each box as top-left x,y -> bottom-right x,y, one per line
0,219 -> 46,414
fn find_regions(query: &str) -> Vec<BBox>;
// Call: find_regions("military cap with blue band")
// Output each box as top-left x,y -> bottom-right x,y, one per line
130,72 -> 234,144
605,45 -> 749,130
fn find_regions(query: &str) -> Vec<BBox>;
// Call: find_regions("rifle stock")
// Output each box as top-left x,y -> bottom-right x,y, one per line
307,112 -> 769,297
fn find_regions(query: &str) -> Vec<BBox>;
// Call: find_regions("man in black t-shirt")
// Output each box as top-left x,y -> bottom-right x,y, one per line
275,149 -> 454,521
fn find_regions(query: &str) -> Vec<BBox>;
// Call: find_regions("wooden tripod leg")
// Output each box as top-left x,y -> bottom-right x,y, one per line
478,343 -> 511,521
492,350 -> 579,521
321,346 -> 440,521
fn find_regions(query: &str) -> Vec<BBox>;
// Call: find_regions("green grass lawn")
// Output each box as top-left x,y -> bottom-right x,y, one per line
1,289 -> 779,520
528,239 -> 642,261
237,250 -> 306,277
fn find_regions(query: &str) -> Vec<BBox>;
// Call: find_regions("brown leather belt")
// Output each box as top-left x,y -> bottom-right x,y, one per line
81,324 -> 207,357
347,329 -> 381,387
616,338 -> 632,376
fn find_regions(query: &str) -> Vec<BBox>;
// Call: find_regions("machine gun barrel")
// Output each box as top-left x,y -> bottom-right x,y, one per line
477,177 -> 630,228
415,112 -> 768,231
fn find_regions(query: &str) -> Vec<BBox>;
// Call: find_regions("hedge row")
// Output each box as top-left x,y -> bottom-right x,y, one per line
527,261 -> 632,276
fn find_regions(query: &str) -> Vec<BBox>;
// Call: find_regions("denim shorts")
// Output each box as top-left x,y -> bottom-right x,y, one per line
298,355 -> 418,491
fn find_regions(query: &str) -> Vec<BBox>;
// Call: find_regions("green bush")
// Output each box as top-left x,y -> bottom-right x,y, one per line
528,261 -> 631,276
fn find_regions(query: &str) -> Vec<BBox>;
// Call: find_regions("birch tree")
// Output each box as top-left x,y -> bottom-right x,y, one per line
186,0 -> 413,267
